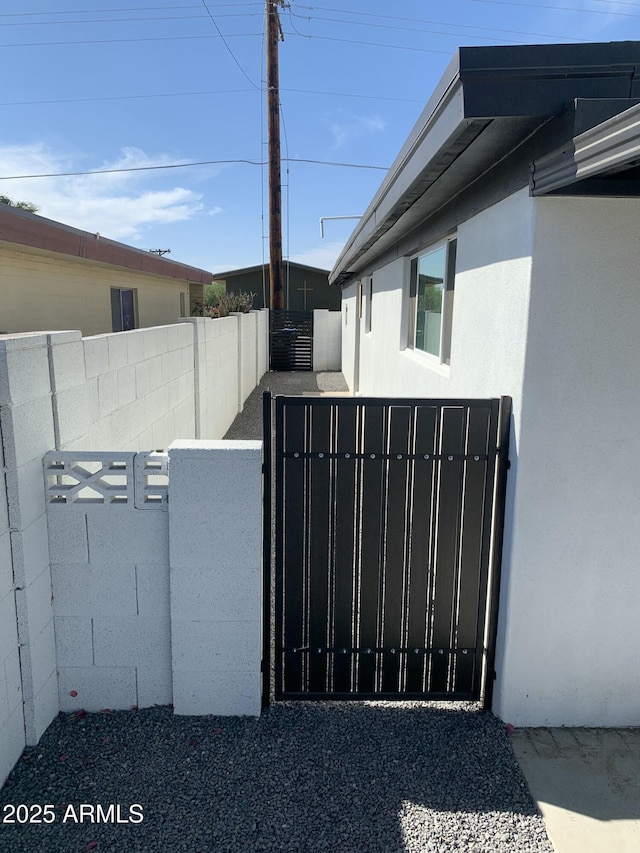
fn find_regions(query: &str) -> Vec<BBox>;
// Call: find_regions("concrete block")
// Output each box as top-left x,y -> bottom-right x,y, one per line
117,365 -> 137,409
29,618 -> 57,696
0,706 -> 26,786
93,615 -> 171,668
86,507 -> 169,566
31,670 -> 59,743
10,513 -> 49,589
1,397 -> 55,469
135,361 -> 151,399
136,666 -> 172,707
142,329 -> 158,360
171,620 -> 260,672
108,406 -> 131,450
155,326 -> 169,355
173,669 -> 260,717
83,336 -> 110,379
54,616 -> 94,666
107,333 -> 128,371
58,666 -> 137,712
47,511 -> 88,564
135,563 -> 170,616
4,458 -> 47,530
97,371 -> 119,417
3,646 -> 23,716
0,337 -> 51,406
168,444 -> 262,568
51,562 -> 137,617
170,565 -> 260,623
147,355 -> 162,393
126,329 -> 145,366
177,323 -> 194,349
137,427 -> 154,451
15,565 -> 54,640
54,384 -> 92,446
0,531 -> 13,600
0,469 -> 8,532
166,324 -> 179,352
47,334 -> 85,393
0,588 -> 19,653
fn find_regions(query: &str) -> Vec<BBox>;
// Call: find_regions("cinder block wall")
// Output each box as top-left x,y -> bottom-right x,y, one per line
45,442 -> 262,719
0,334 -> 58,757
47,457 -> 171,713
312,310 -> 342,371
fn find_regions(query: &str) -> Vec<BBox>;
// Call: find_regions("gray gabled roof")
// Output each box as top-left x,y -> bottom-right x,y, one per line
330,41 -> 640,286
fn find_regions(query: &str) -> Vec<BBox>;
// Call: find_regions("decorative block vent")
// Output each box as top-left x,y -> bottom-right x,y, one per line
134,451 -> 169,510
44,450 -> 169,510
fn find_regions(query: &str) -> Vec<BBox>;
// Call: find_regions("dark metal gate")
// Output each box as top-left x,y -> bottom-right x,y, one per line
263,395 -> 511,706
269,310 -> 313,371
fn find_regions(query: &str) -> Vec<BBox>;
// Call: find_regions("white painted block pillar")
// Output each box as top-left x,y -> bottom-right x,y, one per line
0,333 -> 58,744
168,440 -> 262,716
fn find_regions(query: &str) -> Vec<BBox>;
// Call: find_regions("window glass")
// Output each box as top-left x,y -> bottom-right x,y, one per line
416,246 -> 446,357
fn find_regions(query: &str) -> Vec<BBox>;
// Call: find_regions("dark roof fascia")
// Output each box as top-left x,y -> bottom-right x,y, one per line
330,41 -> 640,287
213,261 -> 330,279
531,100 -> 640,195
0,204 -> 213,284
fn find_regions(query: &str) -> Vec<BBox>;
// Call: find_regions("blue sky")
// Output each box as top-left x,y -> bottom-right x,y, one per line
0,1 -> 637,274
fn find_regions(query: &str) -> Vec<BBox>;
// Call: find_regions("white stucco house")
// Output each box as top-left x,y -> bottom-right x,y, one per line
330,41 -> 640,727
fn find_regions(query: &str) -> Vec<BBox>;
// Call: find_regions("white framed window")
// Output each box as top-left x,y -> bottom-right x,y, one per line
408,237 -> 456,364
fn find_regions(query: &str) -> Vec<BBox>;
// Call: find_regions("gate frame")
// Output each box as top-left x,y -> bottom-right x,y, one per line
262,393 -> 511,709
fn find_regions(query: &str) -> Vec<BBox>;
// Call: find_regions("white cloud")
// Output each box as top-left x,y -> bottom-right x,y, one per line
0,142 -> 204,241
290,241 -> 346,271
326,112 -> 386,150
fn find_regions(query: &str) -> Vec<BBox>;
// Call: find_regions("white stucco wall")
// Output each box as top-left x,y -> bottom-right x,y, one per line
492,195 -> 640,726
340,186 -> 640,726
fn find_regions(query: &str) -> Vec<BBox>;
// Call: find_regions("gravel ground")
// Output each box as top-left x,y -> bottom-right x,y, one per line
224,371 -> 349,440
0,702 -> 552,853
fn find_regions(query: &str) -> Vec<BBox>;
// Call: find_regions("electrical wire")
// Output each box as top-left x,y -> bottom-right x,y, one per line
200,0 -> 261,89
0,158 -> 389,181
1,32 -> 261,48
288,7 -> 580,45
470,0 -> 640,18
295,3 -> 588,42
0,3 -> 260,16
282,31 -> 452,56
0,13 -> 259,28
0,87 -> 422,108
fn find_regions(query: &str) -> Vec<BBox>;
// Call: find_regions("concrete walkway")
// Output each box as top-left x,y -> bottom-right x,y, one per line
511,727 -> 640,853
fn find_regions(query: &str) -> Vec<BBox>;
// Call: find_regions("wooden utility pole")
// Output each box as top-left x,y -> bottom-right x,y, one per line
266,0 -> 284,310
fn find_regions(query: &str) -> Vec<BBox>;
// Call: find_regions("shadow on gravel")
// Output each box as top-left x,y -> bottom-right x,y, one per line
0,702 -> 552,853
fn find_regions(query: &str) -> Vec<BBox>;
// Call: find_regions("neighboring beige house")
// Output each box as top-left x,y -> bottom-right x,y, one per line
0,204 -> 212,336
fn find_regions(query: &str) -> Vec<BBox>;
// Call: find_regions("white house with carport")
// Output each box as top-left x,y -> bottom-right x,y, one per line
330,41 -> 640,727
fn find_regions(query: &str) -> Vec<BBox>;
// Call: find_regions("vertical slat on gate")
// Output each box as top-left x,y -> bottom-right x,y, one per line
381,406 -> 412,693
356,405 -> 385,693
262,393 -> 272,708
405,406 -> 439,693
307,402 -> 332,692
331,403 -> 358,693
429,406 -> 466,693
280,400 -> 306,696
451,404 -> 492,695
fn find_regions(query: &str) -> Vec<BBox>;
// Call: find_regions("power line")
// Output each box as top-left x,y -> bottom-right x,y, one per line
0,3 -> 259,16
283,31 -> 452,55
298,4 -> 586,42
200,0 -> 261,89
470,0 -> 640,18
288,7 -> 580,45
0,86 -> 422,108
0,157 -> 389,181
0,12 -> 261,28
0,31 -> 261,47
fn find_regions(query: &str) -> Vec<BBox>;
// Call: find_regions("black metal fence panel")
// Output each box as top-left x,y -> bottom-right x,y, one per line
269,395 -> 511,703
269,310 -> 313,371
